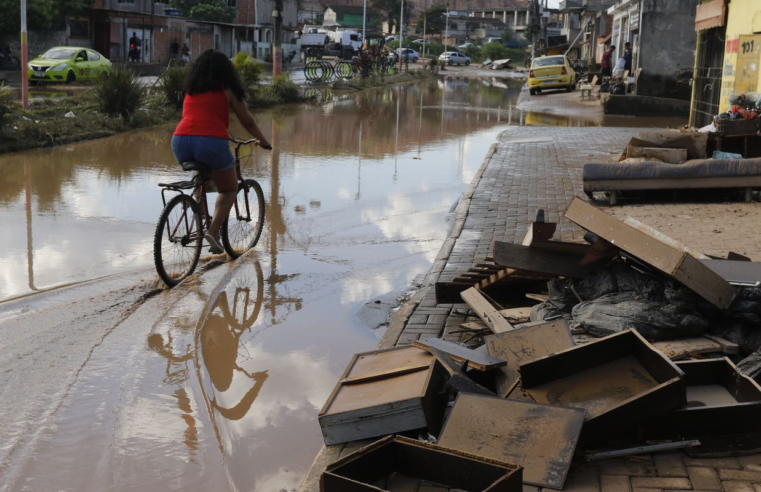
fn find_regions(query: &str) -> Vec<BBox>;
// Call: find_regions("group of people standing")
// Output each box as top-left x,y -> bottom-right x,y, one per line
601,42 -> 632,80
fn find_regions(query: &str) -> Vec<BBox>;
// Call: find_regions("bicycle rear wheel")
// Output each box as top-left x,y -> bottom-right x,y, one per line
154,194 -> 203,286
221,179 -> 265,258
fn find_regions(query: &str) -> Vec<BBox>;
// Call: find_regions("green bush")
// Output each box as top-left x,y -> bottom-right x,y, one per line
0,84 -> 18,129
481,42 -> 509,61
233,51 -> 265,88
158,65 -> 188,109
92,65 -> 145,121
463,45 -> 483,62
262,74 -> 301,103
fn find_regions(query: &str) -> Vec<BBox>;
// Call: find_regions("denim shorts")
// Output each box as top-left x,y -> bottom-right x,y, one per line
171,135 -> 235,172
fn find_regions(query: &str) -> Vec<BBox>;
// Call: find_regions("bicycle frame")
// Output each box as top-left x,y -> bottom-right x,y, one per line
159,137 -> 258,246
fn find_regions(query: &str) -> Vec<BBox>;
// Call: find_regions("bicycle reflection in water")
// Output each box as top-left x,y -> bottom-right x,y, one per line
147,262 -> 267,460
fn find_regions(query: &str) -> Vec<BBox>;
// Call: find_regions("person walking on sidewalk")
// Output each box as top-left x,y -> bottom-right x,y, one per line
623,42 -> 632,73
171,50 -> 272,254
601,45 -> 615,78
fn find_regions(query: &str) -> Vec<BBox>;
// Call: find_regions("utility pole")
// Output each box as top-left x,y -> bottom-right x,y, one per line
150,0 -> 155,63
362,0 -> 367,49
422,1 -> 427,57
398,0 -> 404,73
273,0 -> 283,76
20,0 -> 28,109
444,11 -> 449,51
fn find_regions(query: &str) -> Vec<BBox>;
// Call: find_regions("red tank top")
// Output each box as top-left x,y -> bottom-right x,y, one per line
174,90 -> 229,140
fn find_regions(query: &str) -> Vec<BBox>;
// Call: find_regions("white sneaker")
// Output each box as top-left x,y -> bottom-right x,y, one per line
204,233 -> 224,254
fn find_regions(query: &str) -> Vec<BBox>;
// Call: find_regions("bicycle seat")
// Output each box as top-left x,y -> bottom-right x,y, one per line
181,160 -> 211,173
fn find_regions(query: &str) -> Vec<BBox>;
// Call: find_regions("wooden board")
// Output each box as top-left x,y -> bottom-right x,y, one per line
565,197 -> 737,309
415,338 -> 507,372
499,307 -> 533,323
485,320 -> 576,398
702,334 -> 740,355
461,287 -> 515,334
438,394 -> 585,490
493,241 -> 592,279
652,337 -> 722,361
525,356 -> 659,419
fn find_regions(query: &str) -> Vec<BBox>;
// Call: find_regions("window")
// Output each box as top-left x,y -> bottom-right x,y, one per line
228,0 -> 237,6
77,50 -> 88,61
88,51 -> 100,61
516,11 -> 527,26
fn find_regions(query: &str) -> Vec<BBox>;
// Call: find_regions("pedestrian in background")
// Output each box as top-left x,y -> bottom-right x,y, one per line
624,42 -> 632,73
601,45 -> 615,78
171,39 -> 180,60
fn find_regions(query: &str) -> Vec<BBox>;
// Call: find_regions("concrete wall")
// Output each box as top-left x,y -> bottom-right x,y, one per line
638,0 -> 699,99
0,31 -> 74,60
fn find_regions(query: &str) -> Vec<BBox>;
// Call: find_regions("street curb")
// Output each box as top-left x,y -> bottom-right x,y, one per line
297,142 -> 499,492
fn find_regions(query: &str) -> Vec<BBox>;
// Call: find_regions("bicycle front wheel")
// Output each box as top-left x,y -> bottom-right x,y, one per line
221,179 -> 265,258
154,194 -> 203,286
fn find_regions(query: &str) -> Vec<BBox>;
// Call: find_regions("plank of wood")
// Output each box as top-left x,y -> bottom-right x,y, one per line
493,241 -> 592,278
342,363 -> 432,384
414,338 -> 507,371
425,346 -> 495,396
652,338 -> 722,361
459,320 -> 489,331
498,307 -> 533,323
526,293 -> 549,302
522,222 -> 557,246
461,287 -> 515,334
702,334 -> 740,355
486,320 -> 576,398
565,197 -> 737,309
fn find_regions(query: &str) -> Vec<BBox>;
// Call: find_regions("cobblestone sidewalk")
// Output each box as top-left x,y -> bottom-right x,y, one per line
300,126 -> 761,492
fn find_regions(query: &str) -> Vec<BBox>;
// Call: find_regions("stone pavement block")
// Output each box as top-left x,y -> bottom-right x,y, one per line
630,477 -> 691,490
654,454 -> 687,477
686,466 -> 721,490
739,455 -> 761,472
632,489 -> 663,492
427,314 -> 448,325
564,465 -> 601,492
396,332 -> 420,345
601,474 -> 631,492
683,457 -> 741,469
596,460 -> 657,477
723,482 -> 756,492
408,314 -> 429,324
719,469 -> 761,483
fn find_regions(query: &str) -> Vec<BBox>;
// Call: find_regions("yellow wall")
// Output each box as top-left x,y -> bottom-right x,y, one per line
719,0 -> 761,111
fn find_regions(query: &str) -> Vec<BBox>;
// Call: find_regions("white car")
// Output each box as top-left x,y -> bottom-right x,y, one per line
457,42 -> 476,49
412,39 -> 430,44
396,48 -> 420,62
439,51 -> 471,66
385,35 -> 399,43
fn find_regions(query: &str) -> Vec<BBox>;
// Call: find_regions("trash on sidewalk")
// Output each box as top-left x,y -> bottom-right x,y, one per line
519,330 -> 686,440
424,345 -> 495,397
490,59 -> 510,70
437,394 -> 585,490
652,337 -> 723,360
414,337 -> 507,371
625,145 -> 688,164
485,319 -> 575,398
318,346 -> 447,446
320,435 -> 524,492
492,240 -> 593,278
565,197 -> 738,309
461,287 -> 515,333
642,357 -> 761,441
585,440 -> 701,461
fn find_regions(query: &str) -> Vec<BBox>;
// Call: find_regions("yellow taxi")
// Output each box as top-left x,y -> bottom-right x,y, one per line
528,55 -> 576,95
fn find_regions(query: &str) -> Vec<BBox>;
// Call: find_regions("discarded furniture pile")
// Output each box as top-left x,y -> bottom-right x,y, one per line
315,196 -> 761,492
582,130 -> 761,205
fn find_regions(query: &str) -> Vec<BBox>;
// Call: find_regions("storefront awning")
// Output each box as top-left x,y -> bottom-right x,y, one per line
695,0 -> 726,31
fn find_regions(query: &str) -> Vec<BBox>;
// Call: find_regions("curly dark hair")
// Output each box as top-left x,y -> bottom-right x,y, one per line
184,49 -> 246,101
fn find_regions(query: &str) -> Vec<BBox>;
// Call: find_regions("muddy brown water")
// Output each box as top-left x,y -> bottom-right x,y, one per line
0,77 -> 685,491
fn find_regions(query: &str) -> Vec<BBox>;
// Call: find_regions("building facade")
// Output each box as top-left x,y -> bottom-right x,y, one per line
323,5 -> 377,29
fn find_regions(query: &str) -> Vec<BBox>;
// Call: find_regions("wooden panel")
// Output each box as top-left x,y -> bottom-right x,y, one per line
414,338 -> 507,371
486,320 -> 575,398
493,241 -> 591,278
438,394 -> 585,490
564,197 -> 737,309
652,338 -> 721,361
461,287 -> 515,334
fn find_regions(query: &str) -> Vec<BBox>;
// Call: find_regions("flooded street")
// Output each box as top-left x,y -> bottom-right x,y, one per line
0,77 -> 685,491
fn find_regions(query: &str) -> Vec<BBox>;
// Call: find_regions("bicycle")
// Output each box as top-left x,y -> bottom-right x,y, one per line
153,135 -> 266,287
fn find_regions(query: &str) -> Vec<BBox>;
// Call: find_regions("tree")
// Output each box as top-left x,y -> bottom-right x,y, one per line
171,0 -> 236,23
417,3 -> 446,35
501,29 -> 514,43
372,0 -> 411,35
0,0 -> 85,33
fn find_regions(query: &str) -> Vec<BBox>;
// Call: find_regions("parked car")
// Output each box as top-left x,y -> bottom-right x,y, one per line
439,51 -> 471,66
385,35 -> 399,43
27,47 -> 112,84
412,39 -> 430,45
484,37 -> 505,45
457,42 -> 476,50
528,55 -> 576,95
396,48 -> 420,62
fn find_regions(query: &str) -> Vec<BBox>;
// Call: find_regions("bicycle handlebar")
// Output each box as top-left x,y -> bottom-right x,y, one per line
229,135 -> 260,146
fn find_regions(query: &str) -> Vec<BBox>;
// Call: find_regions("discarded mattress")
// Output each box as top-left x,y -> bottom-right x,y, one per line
583,158 -> 761,192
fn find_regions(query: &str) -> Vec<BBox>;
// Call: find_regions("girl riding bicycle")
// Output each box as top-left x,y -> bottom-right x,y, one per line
172,49 -> 272,254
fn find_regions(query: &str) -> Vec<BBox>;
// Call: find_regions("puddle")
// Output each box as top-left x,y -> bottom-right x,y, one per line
0,77 -> 686,491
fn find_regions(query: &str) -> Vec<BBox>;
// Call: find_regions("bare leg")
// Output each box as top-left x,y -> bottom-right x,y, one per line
207,167 -> 239,237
